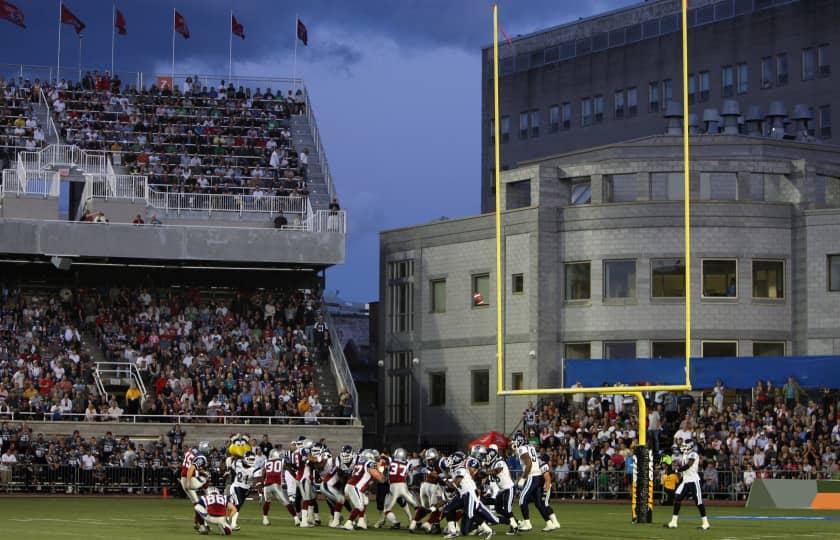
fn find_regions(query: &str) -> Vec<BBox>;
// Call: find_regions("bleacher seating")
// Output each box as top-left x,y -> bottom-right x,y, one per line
0,78 -> 48,168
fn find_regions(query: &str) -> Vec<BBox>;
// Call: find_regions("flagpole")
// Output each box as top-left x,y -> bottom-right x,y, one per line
111,2 -> 115,75
228,10 -> 233,82
292,14 -> 298,92
56,0 -> 62,84
171,7 -> 176,82
78,34 -> 82,82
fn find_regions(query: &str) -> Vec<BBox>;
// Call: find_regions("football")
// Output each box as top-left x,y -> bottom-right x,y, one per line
187,474 -> 208,491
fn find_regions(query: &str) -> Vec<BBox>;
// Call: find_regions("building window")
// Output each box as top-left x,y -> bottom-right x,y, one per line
501,116 -> 510,143
699,71 -> 710,101
687,73 -> 696,105
737,62 -> 748,94
776,53 -> 788,85
614,90 -> 625,118
489,118 -> 495,145
702,259 -> 737,298
561,102 -> 571,129
471,369 -> 490,404
604,341 -> 636,359
627,87 -> 638,116
700,172 -> 738,200
570,178 -> 591,205
650,172 -> 684,200
530,109 -> 540,137
818,44 -> 830,76
429,371 -> 446,406
829,255 -> 840,291
820,105 -> 832,138
512,273 -> 524,294
652,258 -> 685,297
549,105 -> 559,133
702,341 -> 738,357
752,260 -> 784,299
506,179 -> 531,209
430,279 -> 446,313
722,65 -> 734,97
388,351 -> 412,425
652,341 -> 685,358
594,95 -> 604,123
761,57 -> 774,88
472,273 -> 490,307
648,82 -> 659,112
662,79 -> 673,104
802,47 -> 815,80
581,97 -> 592,127
753,342 -> 785,357
511,372 -> 524,391
564,343 -> 590,359
604,173 -> 637,202
519,112 -> 529,139
604,259 -> 636,299
565,262 -> 591,301
388,260 -> 414,332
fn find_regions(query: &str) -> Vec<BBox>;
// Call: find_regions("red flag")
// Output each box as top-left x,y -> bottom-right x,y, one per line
0,0 -> 26,29
114,8 -> 127,36
296,18 -> 307,46
174,10 -> 189,39
61,3 -> 85,35
231,14 -> 244,39
498,22 -> 513,46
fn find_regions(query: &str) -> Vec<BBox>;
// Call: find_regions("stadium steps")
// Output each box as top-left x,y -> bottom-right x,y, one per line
33,101 -> 60,145
313,350 -> 341,416
289,114 -> 331,210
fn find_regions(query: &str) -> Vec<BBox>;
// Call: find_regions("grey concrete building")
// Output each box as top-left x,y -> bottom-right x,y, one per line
481,0 -> 839,212
379,133 -> 840,446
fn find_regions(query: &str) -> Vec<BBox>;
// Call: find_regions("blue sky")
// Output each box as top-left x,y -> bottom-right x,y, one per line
1,0 -> 633,302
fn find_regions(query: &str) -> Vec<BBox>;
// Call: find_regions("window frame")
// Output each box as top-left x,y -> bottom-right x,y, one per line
819,104 -> 832,138
549,104 -> 560,133
776,53 -> 789,85
818,43 -> 830,76
569,177 -> 592,205
471,273 -> 490,308
701,340 -> 738,357
561,102 -> 572,129
651,258 -> 686,298
471,369 -> 490,405
430,278 -> 447,313
651,341 -> 686,359
614,89 -> 625,118
753,341 -> 786,357
593,94 -> 604,123
500,115 -> 510,143
737,62 -> 748,94
761,56 -> 774,89
648,81 -> 660,113
701,258 -> 739,299
687,73 -> 697,105
699,71 -> 710,101
518,111 -> 529,139
564,261 -> 592,302
511,372 -> 524,391
603,341 -> 637,360
751,259 -> 785,300
829,254 -> 840,292
603,259 -> 637,300
802,47 -> 816,81
429,371 -> 446,407
530,109 -> 540,138
564,342 -> 591,359
722,65 -> 734,97
511,273 -> 524,295
627,87 -> 638,116
581,97 -> 592,127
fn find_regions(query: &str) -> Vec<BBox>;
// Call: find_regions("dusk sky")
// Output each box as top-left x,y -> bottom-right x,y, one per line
1,0 -> 634,302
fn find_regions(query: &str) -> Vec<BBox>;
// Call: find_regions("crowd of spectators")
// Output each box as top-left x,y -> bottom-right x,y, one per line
521,381 -> 840,501
46,73 -> 311,202
0,76 -> 49,168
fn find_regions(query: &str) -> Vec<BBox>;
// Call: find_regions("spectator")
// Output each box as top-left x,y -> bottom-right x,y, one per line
107,399 -> 123,421
783,376 -> 805,409
125,383 -> 142,415
132,214 -> 145,225
713,379 -> 725,413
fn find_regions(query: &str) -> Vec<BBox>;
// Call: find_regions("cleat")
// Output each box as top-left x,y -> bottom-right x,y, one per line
663,523 -> 678,529
483,530 -> 495,540
506,526 -> 518,536
444,533 -> 459,539
542,521 -> 560,532
698,524 -> 710,531
262,516 -> 270,526
343,521 -> 355,531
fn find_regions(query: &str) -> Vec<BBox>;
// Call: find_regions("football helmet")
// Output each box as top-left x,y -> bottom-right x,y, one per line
243,451 -> 257,467
205,486 -> 220,496
447,451 -> 466,470
424,448 -> 440,467
197,441 -> 211,455
340,445 -> 354,463
193,454 -> 208,469
466,456 -> 481,470
393,448 -> 408,462
511,431 -> 527,450
679,438 -> 695,454
485,444 -> 501,466
269,449 -> 282,460
470,444 -> 488,463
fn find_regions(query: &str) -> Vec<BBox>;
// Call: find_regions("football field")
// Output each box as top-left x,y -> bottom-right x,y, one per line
0,498 -> 838,540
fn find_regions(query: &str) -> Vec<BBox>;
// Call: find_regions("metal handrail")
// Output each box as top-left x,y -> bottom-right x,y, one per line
95,361 -> 147,402
304,86 -> 336,202
323,311 -> 360,421
0,410 -> 356,425
38,82 -> 60,143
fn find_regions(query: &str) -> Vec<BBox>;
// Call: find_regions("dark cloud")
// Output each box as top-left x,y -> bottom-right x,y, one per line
304,40 -> 363,76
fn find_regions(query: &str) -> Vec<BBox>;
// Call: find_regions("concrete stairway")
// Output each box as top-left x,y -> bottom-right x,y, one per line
32,101 -> 60,146
313,347 -> 341,417
289,114 -> 331,210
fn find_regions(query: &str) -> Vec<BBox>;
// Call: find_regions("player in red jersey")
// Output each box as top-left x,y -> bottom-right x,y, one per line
261,449 -> 297,526
381,448 -> 418,529
343,449 -> 385,530
195,487 -> 234,535
181,441 -> 210,530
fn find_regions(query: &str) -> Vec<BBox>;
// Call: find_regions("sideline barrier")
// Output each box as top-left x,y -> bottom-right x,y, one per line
746,479 -> 840,510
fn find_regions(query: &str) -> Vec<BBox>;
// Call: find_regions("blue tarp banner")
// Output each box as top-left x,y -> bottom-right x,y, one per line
564,356 -> 840,389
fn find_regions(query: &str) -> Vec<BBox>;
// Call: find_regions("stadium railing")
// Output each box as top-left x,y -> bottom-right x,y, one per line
38,82 -> 60,142
324,311 -> 360,421
0,411 -> 355,426
303,87 -> 335,201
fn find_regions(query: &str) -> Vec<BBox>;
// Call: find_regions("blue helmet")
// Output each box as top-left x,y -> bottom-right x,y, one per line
447,451 -> 466,470
511,431 -> 527,450
466,457 -> 480,470
193,455 -> 208,469
485,444 -> 501,466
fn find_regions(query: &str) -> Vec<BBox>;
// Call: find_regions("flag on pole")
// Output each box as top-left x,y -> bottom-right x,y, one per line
61,3 -> 85,35
231,14 -> 244,39
498,22 -> 513,46
296,17 -> 308,46
174,10 -> 189,39
114,8 -> 127,35
0,0 -> 26,28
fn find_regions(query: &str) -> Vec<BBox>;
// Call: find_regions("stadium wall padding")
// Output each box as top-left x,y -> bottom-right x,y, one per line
564,356 -> 840,389
746,480 -> 840,510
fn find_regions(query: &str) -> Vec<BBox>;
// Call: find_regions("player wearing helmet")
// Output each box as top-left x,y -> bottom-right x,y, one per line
664,438 -> 710,530
513,431 -> 560,532
447,457 -> 498,540
261,449 -> 297,526
381,448 -> 418,529
195,486 -> 234,536
412,448 -> 448,533
299,441 -> 323,527
485,444 -> 519,534
343,449 -> 385,530
317,447 -> 348,528
181,444 -> 209,530
227,450 -> 258,531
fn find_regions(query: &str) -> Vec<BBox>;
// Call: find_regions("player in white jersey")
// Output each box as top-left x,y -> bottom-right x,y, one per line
665,439 -> 710,530
448,457 -> 498,540
318,448 -> 347,528
228,451 -> 258,531
484,444 -> 519,535
512,431 -> 560,532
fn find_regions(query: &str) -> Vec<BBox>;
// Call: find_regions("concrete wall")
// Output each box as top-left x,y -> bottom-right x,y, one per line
1,196 -> 59,220
0,218 -> 345,266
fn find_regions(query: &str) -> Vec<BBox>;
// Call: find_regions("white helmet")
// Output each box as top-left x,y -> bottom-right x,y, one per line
393,448 -> 408,461
197,441 -> 211,454
243,451 -> 257,467
206,486 -> 220,496
269,449 -> 282,460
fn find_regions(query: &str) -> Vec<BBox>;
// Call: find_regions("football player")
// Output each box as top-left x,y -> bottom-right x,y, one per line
181,441 -> 210,530
227,450 -> 258,531
664,438 -> 710,530
381,448 -> 417,529
449,456 -> 498,540
512,431 -> 560,532
343,449 -> 385,530
413,448 -> 447,534
261,449 -> 297,526
320,446 -> 349,528
195,486 -> 234,536
485,444 -> 519,534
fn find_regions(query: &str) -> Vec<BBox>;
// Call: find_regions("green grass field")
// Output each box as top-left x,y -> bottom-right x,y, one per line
0,498 -> 837,540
